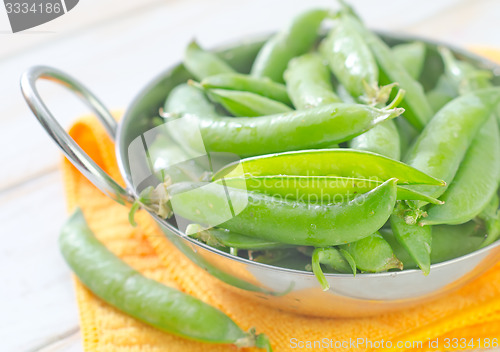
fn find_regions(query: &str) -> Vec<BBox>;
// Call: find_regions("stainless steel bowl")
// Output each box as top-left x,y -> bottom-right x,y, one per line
21,32 -> 500,318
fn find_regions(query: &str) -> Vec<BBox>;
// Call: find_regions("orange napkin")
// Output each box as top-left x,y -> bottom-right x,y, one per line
62,49 -> 500,352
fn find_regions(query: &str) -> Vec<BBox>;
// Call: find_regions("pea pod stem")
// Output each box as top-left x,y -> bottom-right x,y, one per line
311,247 -> 357,290
312,249 -> 330,291
60,209 -> 272,350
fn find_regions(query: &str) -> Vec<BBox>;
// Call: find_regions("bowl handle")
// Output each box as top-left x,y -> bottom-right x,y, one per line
20,66 -> 134,205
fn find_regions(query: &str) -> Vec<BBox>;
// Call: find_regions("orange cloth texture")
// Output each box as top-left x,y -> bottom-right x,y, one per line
62,49 -> 500,352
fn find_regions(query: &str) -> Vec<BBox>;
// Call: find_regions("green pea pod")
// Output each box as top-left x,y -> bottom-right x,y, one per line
60,209 -> 272,350
251,9 -> 329,83
340,232 -> 403,273
343,14 -> 433,130
379,228 -> 417,269
430,222 -> 484,263
405,88 -> 500,204
166,178 -> 398,247
267,251 -> 311,271
349,120 -> 400,160
319,14 -> 402,159
284,53 -> 341,109
381,222 -> 484,268
184,41 -> 236,81
422,49 -> 499,225
392,41 -> 426,80
168,101 -> 403,157
423,117 -> 500,225
425,75 -> 457,112
164,83 -> 219,118
320,15 -> 378,99
312,247 -> 354,290
480,194 -> 500,247
214,149 -> 444,186
148,132 -> 208,183
200,73 -> 292,106
186,224 -> 292,250
191,82 -> 292,117
217,175 -> 442,205
440,47 -> 493,94
395,116 -> 419,158
390,204 -> 432,275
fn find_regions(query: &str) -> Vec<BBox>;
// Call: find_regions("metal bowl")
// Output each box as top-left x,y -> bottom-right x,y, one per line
21,32 -> 500,318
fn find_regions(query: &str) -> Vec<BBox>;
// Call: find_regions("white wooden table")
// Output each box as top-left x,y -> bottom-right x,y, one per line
1,0 -> 499,350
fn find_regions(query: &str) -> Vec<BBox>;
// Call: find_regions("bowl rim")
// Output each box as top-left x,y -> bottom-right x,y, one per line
116,30 -> 500,279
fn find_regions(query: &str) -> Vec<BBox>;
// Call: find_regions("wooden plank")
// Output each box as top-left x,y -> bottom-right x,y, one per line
0,171 -> 80,352
0,0 -> 167,59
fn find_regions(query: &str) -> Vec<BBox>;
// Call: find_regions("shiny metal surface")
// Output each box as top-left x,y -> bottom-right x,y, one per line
20,66 -> 134,205
24,33 -> 500,317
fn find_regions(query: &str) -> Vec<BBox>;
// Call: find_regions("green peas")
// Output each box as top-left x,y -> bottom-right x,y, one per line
422,50 -> 500,230
214,149 -> 444,186
380,222 -> 484,268
423,117 -> 500,225
480,194 -> 500,247
395,116 -> 419,158
251,9 -> 329,83
147,131 -> 207,183
348,120 -> 400,160
426,75 -> 457,112
429,223 -> 484,263
218,175 -> 443,205
392,41 -> 426,80
320,14 -> 378,100
166,100 -> 403,157
200,73 -> 292,106
340,232 -> 403,273
164,83 -> 219,119
440,47 -> 493,94
405,88 -> 500,202
319,12 -> 402,159
60,209 -> 272,350
186,224 -> 292,250
284,53 -> 341,109
184,41 -> 235,80
190,81 -> 292,117
344,13 -> 433,130
167,178 -> 398,247
390,205 -> 432,275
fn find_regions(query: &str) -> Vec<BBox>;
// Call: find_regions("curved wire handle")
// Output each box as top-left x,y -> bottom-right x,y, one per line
20,66 -> 134,205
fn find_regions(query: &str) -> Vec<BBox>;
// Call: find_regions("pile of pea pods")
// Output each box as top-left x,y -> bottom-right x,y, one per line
139,2 -> 500,290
